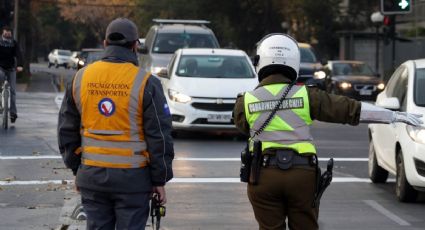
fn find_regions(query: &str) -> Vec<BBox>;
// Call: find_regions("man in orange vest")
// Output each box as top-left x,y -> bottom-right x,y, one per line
58,18 -> 174,229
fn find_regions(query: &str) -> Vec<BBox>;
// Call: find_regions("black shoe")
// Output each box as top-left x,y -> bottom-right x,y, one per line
10,114 -> 17,123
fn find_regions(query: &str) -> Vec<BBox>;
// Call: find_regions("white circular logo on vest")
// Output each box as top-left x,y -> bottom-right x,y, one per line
98,98 -> 115,117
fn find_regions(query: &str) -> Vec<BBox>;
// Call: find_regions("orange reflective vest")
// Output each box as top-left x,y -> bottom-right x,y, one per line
72,61 -> 151,168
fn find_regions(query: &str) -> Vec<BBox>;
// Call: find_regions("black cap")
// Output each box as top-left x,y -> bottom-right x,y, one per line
105,18 -> 138,45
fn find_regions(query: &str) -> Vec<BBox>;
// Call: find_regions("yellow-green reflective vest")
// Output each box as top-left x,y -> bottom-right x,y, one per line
244,84 -> 316,155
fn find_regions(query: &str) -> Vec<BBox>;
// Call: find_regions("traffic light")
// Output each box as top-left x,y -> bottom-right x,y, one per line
382,16 -> 395,45
381,0 -> 412,15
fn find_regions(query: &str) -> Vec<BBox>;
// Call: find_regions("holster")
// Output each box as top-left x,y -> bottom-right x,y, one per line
240,142 -> 252,183
249,140 -> 262,185
312,158 -> 334,208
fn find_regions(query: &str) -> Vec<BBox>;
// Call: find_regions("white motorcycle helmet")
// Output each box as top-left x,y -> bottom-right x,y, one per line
253,33 -> 300,82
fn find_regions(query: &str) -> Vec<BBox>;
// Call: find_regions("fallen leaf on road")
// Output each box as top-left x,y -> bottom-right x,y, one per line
2,176 -> 16,182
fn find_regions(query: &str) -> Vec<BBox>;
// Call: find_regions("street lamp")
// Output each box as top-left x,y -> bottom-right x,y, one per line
370,11 -> 384,74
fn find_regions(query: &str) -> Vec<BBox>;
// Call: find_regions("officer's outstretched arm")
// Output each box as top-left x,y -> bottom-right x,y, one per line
360,102 -> 423,126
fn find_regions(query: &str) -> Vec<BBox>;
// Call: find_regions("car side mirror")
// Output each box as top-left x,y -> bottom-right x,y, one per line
157,68 -> 168,78
138,45 -> 148,54
376,97 -> 400,110
320,58 -> 328,66
375,73 -> 381,78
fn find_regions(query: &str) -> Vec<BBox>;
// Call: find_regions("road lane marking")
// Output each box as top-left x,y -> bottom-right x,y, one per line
363,200 -> 411,226
0,156 -> 62,160
0,177 -> 396,185
0,156 -> 369,162
175,157 -> 369,162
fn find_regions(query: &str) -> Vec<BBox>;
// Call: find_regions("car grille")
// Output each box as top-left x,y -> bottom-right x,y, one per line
414,158 -> 425,177
353,84 -> 376,91
191,102 -> 235,112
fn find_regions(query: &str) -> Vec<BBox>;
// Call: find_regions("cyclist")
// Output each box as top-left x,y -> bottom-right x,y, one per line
0,26 -> 23,123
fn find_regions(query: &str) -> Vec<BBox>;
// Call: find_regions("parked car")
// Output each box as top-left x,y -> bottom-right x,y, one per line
68,51 -> 81,69
157,48 -> 257,131
298,43 -> 323,84
139,19 -> 220,76
48,49 -> 72,69
318,60 -> 385,100
77,48 -> 104,70
368,59 -> 425,202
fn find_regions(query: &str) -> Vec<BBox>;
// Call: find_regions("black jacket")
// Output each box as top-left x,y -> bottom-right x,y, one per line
0,37 -> 23,70
57,45 -> 174,193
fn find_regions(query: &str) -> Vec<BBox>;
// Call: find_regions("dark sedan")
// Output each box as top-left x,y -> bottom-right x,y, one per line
77,48 -> 104,70
318,61 -> 385,100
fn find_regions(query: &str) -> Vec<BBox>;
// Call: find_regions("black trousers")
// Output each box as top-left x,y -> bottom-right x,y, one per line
248,167 -> 319,230
80,188 -> 151,230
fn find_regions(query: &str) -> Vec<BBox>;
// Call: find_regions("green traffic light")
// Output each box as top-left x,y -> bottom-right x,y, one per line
399,0 -> 409,10
381,0 -> 411,15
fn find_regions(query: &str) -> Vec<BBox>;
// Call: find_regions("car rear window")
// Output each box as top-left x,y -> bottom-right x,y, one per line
153,33 -> 218,54
176,55 -> 255,78
414,68 -> 425,107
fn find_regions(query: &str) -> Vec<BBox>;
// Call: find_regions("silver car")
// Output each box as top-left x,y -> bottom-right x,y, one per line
138,19 -> 220,75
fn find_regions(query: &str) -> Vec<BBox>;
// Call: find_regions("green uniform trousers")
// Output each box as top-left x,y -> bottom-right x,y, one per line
248,166 -> 319,230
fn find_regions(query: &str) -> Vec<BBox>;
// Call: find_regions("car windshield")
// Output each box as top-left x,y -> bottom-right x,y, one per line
58,50 -> 71,56
87,52 -> 103,63
332,63 -> 375,76
300,47 -> 317,63
153,33 -> 218,54
415,68 -> 425,107
176,55 -> 255,78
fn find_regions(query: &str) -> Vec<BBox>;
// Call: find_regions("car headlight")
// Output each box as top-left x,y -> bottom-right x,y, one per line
339,82 -> 352,89
78,60 -> 85,66
406,125 -> 425,145
168,89 -> 191,103
377,83 -> 385,90
313,71 -> 326,79
151,66 -> 165,74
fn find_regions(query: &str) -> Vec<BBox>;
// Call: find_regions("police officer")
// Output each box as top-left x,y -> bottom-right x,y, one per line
58,18 -> 174,229
233,34 -> 422,230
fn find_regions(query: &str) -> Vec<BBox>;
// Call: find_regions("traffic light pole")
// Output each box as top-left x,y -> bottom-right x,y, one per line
375,25 -> 380,73
391,15 -> 396,71
13,0 -> 18,40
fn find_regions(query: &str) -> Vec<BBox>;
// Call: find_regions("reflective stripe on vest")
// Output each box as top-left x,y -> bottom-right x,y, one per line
72,61 -> 151,168
244,84 -> 316,154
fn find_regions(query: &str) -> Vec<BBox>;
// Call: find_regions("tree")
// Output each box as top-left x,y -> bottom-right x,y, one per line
58,0 -> 137,42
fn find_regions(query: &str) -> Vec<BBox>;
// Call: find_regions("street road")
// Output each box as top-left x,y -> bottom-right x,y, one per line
0,66 -> 424,230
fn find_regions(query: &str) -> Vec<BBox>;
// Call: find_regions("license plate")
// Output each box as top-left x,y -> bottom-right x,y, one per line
359,89 -> 372,95
207,114 -> 232,123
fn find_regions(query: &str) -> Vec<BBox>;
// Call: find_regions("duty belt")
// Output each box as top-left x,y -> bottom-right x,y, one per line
263,150 -> 317,168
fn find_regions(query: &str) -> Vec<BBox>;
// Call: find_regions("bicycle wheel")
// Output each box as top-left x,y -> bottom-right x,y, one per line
2,86 -> 9,130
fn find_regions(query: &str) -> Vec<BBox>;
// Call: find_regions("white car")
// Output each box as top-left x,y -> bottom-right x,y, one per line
48,49 -> 72,68
157,48 -> 258,131
368,59 -> 425,202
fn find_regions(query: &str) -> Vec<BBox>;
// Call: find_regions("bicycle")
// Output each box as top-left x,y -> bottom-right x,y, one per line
0,67 -> 10,130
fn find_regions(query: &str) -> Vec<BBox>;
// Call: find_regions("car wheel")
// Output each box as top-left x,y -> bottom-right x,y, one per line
396,150 -> 418,202
55,61 -> 59,68
48,62 -> 52,68
368,140 -> 388,183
